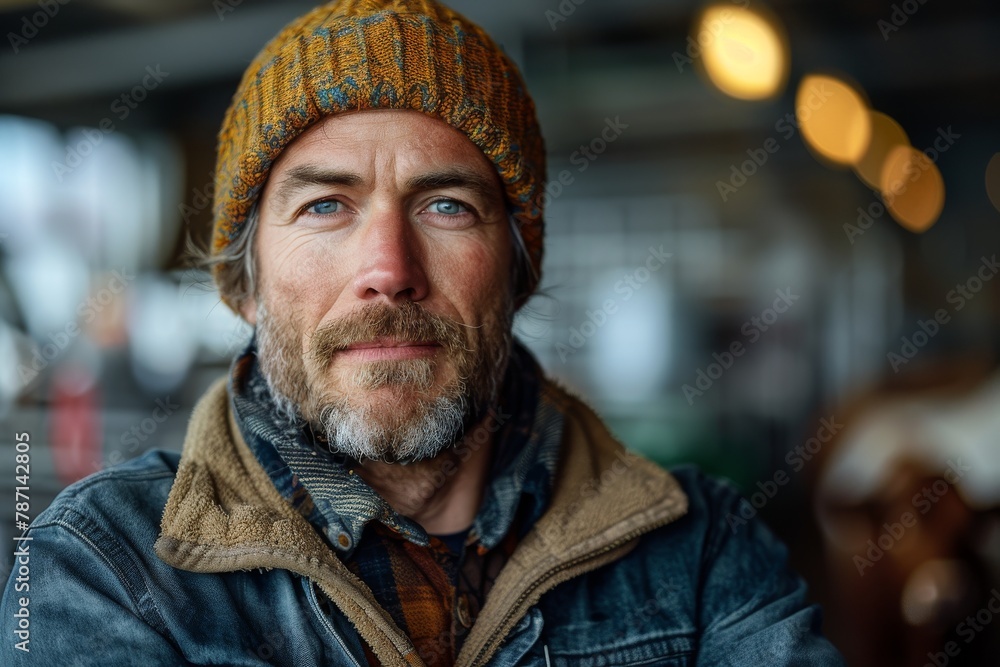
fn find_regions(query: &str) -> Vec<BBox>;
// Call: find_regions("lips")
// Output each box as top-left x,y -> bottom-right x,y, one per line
343,338 -> 440,351
336,338 -> 442,362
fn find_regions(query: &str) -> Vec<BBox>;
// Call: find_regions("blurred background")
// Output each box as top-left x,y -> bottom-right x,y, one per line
1,0 -> 999,663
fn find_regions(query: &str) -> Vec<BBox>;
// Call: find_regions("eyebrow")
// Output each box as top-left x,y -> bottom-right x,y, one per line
270,165 -> 503,211
405,168 -> 502,206
271,166 -> 364,210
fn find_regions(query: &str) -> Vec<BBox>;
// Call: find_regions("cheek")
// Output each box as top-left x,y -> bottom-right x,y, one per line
260,231 -> 350,321
428,232 -> 511,316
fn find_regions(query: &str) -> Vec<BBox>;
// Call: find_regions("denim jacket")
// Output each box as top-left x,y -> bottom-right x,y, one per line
1,374 -> 845,666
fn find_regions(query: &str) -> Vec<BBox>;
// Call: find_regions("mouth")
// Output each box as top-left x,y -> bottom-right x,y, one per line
339,338 -> 442,361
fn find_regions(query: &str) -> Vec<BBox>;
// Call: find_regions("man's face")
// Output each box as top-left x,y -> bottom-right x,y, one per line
242,109 -> 515,464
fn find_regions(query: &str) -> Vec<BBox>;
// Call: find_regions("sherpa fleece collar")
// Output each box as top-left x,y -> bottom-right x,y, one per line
228,337 -> 564,560
154,375 -> 688,667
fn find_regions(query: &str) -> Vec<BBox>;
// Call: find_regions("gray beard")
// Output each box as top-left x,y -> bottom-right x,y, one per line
312,391 -> 469,464
254,300 -> 513,465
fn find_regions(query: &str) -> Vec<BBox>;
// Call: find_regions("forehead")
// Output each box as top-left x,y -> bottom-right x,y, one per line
269,108 -> 499,178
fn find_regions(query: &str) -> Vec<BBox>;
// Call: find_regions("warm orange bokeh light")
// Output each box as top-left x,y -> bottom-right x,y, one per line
880,146 -> 946,233
796,75 -> 872,166
698,4 -> 790,101
854,111 -> 910,189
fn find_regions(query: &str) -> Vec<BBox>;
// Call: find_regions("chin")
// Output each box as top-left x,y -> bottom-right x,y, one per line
315,387 -> 469,464
328,357 -> 455,395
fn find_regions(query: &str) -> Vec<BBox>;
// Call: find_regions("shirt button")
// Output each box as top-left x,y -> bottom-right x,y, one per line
456,594 -> 473,629
337,532 -> 352,550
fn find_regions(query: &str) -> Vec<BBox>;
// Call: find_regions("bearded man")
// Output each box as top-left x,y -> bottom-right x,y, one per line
1,1 -> 845,665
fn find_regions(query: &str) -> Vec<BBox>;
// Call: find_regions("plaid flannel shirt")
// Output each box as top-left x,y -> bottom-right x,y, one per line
229,338 -> 564,665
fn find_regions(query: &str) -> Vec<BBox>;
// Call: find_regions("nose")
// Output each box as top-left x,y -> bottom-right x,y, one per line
350,208 -> 430,304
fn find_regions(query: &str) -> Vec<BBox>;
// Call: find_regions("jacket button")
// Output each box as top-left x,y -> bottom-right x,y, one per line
456,595 -> 473,628
337,532 -> 352,549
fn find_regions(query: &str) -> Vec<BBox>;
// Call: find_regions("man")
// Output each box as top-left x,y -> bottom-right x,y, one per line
1,1 -> 845,665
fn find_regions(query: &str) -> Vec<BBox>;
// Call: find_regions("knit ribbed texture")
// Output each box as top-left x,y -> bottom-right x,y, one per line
212,0 -> 547,307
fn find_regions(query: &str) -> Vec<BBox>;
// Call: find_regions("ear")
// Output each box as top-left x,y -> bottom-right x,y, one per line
240,295 -> 259,326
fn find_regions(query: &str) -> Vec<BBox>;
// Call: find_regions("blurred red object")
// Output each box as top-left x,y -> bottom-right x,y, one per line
49,365 -> 102,485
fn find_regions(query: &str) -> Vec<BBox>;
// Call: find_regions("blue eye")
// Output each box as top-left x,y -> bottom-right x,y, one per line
429,200 -> 467,216
306,200 -> 341,215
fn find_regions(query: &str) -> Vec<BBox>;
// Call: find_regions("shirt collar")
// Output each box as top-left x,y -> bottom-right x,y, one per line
228,335 -> 563,558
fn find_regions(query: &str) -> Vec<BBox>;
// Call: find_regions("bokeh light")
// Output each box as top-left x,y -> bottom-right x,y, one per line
697,4 -> 790,101
854,111 -> 910,189
880,145 -> 946,233
986,153 -> 1000,214
797,74 -> 872,166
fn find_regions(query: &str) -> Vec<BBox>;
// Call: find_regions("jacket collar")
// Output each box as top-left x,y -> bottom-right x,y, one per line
155,372 -> 688,667
228,337 -> 564,558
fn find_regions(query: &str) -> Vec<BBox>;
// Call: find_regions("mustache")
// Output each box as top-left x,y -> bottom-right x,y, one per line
309,301 -> 470,365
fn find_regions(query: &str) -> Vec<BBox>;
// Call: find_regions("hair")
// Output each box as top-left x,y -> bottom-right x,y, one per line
191,200 -> 538,313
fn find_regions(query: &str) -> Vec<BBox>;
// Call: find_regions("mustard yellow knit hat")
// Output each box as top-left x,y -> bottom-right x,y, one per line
212,0 -> 546,303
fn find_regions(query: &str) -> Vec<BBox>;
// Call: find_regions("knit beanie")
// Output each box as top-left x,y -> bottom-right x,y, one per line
211,0 -> 546,308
